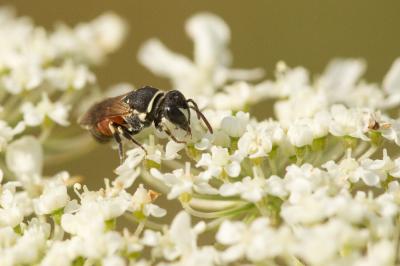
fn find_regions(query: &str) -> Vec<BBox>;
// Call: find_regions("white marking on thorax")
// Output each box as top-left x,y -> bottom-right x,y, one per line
138,112 -> 147,122
146,91 -> 164,114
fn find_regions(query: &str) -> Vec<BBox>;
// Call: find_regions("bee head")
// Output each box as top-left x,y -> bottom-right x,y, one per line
162,90 -> 191,133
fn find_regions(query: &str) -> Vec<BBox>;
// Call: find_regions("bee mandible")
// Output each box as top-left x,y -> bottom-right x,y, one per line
79,86 -> 213,161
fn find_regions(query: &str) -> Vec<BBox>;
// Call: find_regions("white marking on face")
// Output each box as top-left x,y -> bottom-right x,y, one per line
179,108 -> 190,121
161,117 -> 174,128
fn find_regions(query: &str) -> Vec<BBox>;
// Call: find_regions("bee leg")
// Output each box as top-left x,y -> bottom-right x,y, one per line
117,125 -> 147,155
158,125 -> 186,144
109,123 -> 124,163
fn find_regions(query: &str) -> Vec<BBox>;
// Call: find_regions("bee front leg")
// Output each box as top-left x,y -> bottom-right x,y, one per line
154,116 -> 186,144
156,124 -> 186,144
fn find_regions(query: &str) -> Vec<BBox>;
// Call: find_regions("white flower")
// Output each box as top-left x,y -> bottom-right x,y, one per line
348,83 -> 385,109
381,119 -> 400,146
50,12 -> 127,64
6,135 -> 43,180
217,218 -> 289,262
61,206 -> 105,236
174,246 -> 219,266
40,239 -> 81,266
281,189 -> 331,225
62,184 -> 131,236
283,164 -> 325,204
376,192 -> 398,218
185,13 -> 230,70
1,63 -> 43,94
287,121 -> 314,147
90,12 -> 128,53
164,140 -> 186,160
45,60 -> 95,90
323,156 -> 360,186
237,121 -> 284,158
138,38 -> 196,94
318,58 -> 365,102
151,163 -> 217,199
196,146 -> 241,179
354,161 -> 388,187
102,255 -> 125,266
263,62 -> 310,98
0,121 -> 25,152
293,219 -> 368,265
0,187 -> 25,228
33,178 -> 70,215
143,137 -> 164,165
212,82 -> 257,111
274,89 -> 328,126
265,175 -> 288,198
329,104 -> 370,140
142,211 -> 205,261
219,176 -> 267,202
113,148 -> 145,189
138,13 -> 262,99
129,184 -> 166,218
330,150 -> 400,187
354,240 -> 395,266
78,231 -> 124,260
21,93 -> 70,126
220,111 -> 249,138
383,57 -> 400,107
309,110 -> 331,138
8,218 -> 50,265
0,227 -> 17,248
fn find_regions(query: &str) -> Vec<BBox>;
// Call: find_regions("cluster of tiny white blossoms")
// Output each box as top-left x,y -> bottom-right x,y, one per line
2,7 -> 400,266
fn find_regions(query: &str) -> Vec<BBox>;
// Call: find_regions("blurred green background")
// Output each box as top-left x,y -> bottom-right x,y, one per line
3,0 -> 400,186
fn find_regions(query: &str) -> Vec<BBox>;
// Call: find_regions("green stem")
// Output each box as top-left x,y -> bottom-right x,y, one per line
140,169 -> 169,194
134,221 -> 145,237
183,202 -> 253,219
123,213 -> 164,231
357,145 -> 378,161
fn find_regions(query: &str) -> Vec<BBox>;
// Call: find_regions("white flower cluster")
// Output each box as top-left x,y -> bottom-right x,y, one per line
2,7 -> 400,266
0,7 -> 126,154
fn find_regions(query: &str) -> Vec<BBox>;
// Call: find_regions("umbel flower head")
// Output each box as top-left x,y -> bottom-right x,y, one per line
1,6 -> 400,266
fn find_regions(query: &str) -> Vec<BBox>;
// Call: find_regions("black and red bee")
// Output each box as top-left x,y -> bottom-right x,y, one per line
79,86 -> 213,160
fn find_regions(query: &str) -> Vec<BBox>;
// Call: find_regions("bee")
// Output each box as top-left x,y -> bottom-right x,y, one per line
79,86 -> 213,161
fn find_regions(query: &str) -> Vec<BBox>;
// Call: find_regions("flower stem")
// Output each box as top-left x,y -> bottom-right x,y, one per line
357,145 -> 378,161
183,202 -> 253,219
123,213 -> 164,231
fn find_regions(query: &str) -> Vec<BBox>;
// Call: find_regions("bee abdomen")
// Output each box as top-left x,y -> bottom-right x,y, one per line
89,127 -> 112,143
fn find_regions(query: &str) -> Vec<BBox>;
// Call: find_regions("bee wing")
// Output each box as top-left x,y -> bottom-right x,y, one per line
79,95 -> 131,128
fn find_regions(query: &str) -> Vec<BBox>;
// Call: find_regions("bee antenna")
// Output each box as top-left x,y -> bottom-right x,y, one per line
186,99 -> 213,134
